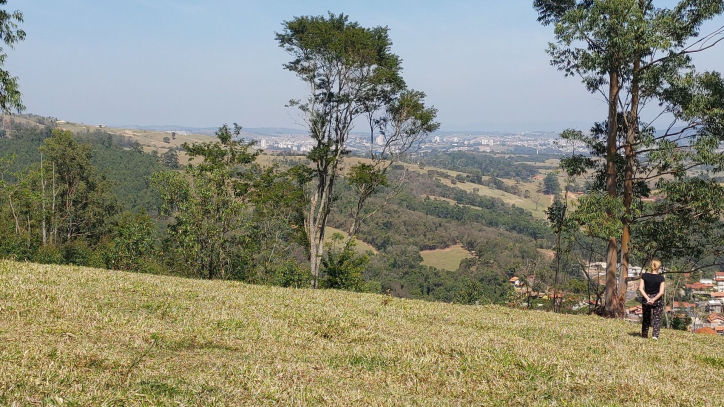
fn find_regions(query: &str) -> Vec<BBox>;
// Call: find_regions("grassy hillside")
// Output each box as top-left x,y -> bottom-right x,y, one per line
420,244 -> 474,271
2,261 -> 723,405
266,155 -> 555,220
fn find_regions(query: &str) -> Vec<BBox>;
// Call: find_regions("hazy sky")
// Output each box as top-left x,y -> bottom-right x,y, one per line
6,0 -> 724,132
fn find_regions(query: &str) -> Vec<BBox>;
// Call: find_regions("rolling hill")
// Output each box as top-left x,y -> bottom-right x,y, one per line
2,261 -> 722,405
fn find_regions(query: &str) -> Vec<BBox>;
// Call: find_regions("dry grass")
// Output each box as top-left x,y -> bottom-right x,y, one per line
420,245 -> 474,271
324,227 -> 377,254
2,261 -> 723,406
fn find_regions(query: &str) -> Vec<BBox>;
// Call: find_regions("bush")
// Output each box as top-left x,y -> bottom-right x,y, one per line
33,245 -> 65,265
321,238 -> 369,292
62,240 -> 105,268
274,262 -> 311,288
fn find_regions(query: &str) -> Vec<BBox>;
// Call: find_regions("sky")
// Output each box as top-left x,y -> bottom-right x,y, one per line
5,0 -> 724,132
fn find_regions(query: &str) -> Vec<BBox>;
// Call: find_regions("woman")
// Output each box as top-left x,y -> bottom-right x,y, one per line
639,260 -> 666,339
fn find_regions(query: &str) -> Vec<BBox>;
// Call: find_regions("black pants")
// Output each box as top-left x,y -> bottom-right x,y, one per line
642,299 -> 663,338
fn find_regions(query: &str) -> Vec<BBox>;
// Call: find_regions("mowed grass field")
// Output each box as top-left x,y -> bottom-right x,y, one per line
324,226 -> 377,253
3,261 -> 724,405
56,122 -> 219,164
420,244 -> 474,271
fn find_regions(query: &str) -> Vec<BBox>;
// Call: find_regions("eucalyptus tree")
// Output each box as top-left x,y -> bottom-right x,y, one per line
276,13 -> 438,287
536,0 -> 724,316
0,0 -> 24,113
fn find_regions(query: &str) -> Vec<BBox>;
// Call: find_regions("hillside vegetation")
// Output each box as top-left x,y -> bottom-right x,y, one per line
2,261 -> 723,406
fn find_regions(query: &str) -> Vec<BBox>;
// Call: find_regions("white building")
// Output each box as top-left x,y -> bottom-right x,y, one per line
375,134 -> 385,145
259,139 -> 267,148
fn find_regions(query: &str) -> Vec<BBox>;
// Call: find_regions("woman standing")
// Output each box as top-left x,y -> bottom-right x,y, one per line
639,260 -> 666,339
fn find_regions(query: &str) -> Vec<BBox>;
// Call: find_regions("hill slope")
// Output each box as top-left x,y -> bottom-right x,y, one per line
1,261 -> 722,405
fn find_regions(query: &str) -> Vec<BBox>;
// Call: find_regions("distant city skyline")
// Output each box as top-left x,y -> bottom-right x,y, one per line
6,0 -> 724,132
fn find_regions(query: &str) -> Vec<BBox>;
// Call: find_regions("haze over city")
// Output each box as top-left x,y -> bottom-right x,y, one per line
10,0 -> 724,132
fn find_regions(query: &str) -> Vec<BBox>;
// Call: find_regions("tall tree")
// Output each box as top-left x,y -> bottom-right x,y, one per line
276,13 -> 438,287
40,129 -> 117,244
0,0 -> 24,113
537,0 -> 724,316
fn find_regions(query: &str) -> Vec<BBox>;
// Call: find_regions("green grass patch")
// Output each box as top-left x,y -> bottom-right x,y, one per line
420,244 -> 474,271
696,355 -> 724,369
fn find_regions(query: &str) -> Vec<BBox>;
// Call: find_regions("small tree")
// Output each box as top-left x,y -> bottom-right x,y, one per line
152,124 -> 257,280
162,136 -> 170,144
160,149 -> 179,169
543,172 -> 560,195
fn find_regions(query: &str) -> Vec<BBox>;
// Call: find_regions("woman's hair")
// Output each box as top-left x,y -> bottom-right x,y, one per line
650,259 -> 661,271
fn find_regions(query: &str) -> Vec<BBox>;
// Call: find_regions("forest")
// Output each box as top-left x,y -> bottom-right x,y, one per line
0,117 -> 567,306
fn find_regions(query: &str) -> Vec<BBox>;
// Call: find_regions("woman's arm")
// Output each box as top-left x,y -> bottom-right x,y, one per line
650,281 -> 666,303
638,279 -> 649,301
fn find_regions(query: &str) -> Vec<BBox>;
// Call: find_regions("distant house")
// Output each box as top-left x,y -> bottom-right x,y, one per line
707,301 -> 723,314
715,326 -> 724,336
673,301 -> 696,309
707,313 -> 724,325
97,124 -> 106,128
715,272 -> 724,292
509,277 -> 521,287
56,120 -> 66,124
627,305 -> 643,316
628,266 -> 643,278
686,282 -> 715,291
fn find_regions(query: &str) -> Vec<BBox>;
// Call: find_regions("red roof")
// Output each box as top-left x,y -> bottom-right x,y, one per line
673,301 -> 695,308
707,313 -> 724,323
686,283 -> 715,290
715,271 -> 724,277
715,327 -> 724,332
711,292 -> 724,298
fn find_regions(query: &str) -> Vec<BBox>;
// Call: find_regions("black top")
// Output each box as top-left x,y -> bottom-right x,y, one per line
642,272 -> 665,296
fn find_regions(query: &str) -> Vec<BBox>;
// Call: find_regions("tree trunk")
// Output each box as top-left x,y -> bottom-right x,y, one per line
619,58 -> 640,316
41,154 -> 47,246
307,176 -> 329,289
51,162 -> 57,245
604,70 -> 621,317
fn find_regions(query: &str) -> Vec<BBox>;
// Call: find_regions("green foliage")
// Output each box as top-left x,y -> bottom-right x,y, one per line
160,149 -> 179,169
543,172 -> 560,195
455,272 -> 514,305
321,236 -> 369,292
0,1 -> 25,113
670,315 -> 691,331
414,151 -> 539,181
40,129 -> 119,244
104,212 -> 159,273
152,124 -> 258,280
